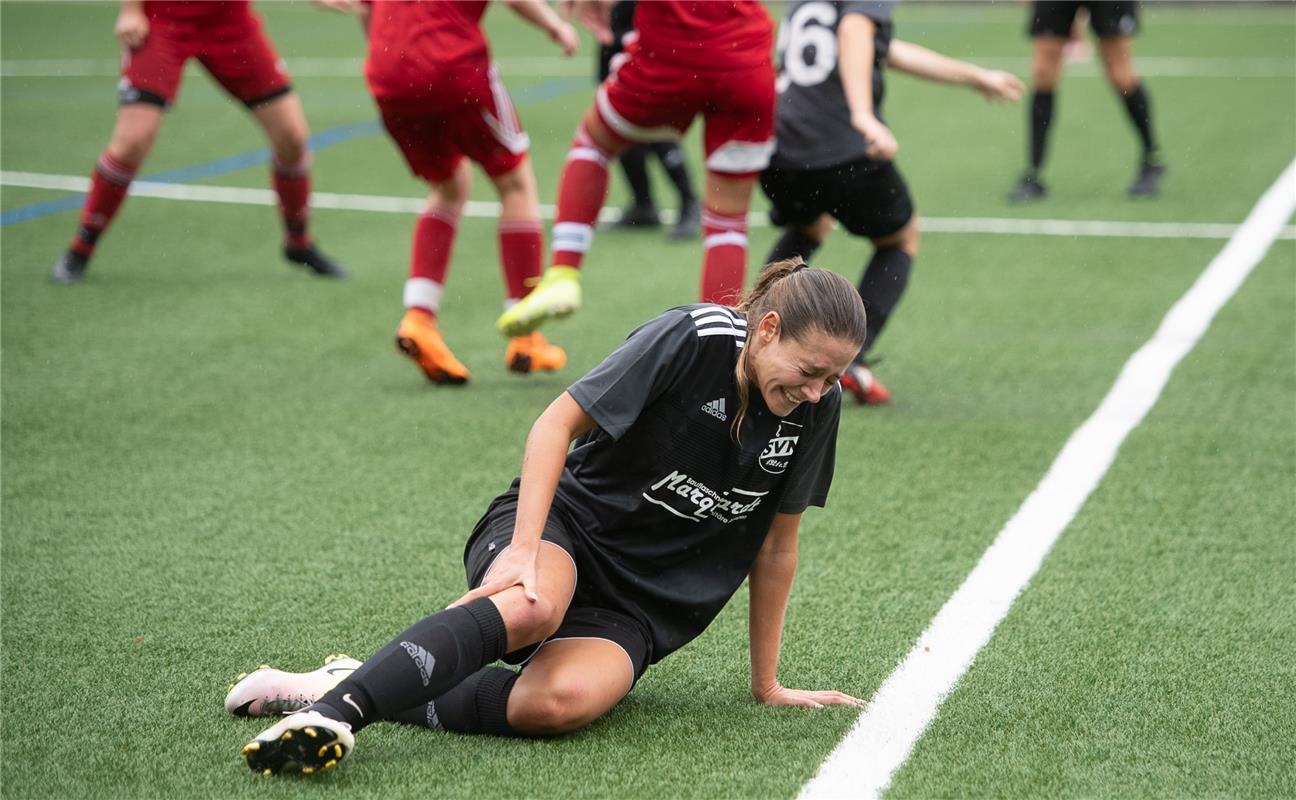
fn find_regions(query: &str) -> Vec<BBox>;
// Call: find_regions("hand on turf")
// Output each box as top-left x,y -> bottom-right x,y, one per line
551,21 -> 580,56
115,7 -> 149,50
977,70 -> 1026,103
753,682 -> 867,709
851,114 -> 898,162
450,542 -> 540,607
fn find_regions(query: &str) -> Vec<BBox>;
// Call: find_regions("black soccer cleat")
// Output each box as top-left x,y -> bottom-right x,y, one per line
669,200 -> 701,240
1006,174 -> 1048,204
50,250 -> 89,285
283,243 -> 348,278
241,710 -> 355,776
1128,160 -> 1167,198
611,203 -> 662,229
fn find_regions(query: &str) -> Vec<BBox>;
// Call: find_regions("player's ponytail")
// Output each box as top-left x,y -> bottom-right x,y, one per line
730,258 -> 866,439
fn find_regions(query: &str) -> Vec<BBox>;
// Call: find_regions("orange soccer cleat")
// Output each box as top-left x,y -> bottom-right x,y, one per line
839,362 -> 891,405
395,309 -> 470,384
505,332 -> 568,374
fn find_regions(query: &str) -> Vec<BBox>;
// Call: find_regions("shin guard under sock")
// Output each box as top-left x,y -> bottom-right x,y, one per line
859,246 -> 913,354
765,228 -> 822,265
389,666 -> 519,736
313,598 -> 508,732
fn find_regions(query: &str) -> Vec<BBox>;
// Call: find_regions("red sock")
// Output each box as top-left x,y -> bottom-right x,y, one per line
700,208 -> 748,304
70,153 -> 136,257
498,217 -> 542,303
403,206 -> 458,314
273,153 -> 312,249
551,124 -> 612,269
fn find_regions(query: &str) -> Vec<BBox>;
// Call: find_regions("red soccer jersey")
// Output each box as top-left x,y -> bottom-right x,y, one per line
365,0 -> 492,100
632,0 -> 774,70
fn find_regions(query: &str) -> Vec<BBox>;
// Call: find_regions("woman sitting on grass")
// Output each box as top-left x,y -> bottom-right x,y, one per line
231,258 -> 868,775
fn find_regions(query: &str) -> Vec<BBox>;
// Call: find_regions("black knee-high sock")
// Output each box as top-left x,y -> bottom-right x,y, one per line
1119,83 -> 1158,160
766,228 -> 823,265
651,142 -> 696,205
312,598 -> 508,732
618,145 -> 654,208
389,666 -> 519,736
1029,90 -> 1055,173
858,246 -> 913,356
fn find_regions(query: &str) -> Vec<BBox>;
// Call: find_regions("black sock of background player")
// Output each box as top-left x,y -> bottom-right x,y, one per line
310,598 -> 507,732
388,666 -> 519,736
766,228 -> 822,265
618,145 -> 654,209
858,246 -> 913,356
1029,90 -> 1055,174
651,142 -> 696,206
1120,83 -> 1159,161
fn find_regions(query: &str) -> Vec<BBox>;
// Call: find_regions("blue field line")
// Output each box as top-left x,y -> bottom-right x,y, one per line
0,76 -> 589,227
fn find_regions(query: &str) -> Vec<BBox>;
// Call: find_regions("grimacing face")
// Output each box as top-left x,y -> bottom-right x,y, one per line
746,311 -> 859,417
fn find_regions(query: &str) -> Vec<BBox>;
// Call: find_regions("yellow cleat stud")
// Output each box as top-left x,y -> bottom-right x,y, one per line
258,664 -> 270,670
262,769 -> 273,777
236,672 -> 248,681
334,745 -> 343,758
302,767 -> 314,775
303,727 -> 317,738
242,742 -> 260,753
280,731 -> 292,742
324,759 -> 338,769
318,745 -> 329,758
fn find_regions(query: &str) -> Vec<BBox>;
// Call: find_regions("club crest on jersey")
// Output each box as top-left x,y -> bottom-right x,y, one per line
759,421 -> 801,474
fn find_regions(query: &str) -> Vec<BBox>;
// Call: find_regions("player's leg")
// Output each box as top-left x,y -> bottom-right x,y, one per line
495,104 -> 632,337
612,146 -> 661,227
489,159 -> 568,375
1009,2 -> 1072,202
651,142 -> 701,239
51,105 -> 164,284
241,540 -> 578,774
1095,15 -> 1165,197
699,173 -> 758,305
396,159 -> 474,384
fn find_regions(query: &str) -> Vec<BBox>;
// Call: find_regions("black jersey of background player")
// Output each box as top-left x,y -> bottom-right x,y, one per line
555,305 -> 841,661
771,0 -> 896,170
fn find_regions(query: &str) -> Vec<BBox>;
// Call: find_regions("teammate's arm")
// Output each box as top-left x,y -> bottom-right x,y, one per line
887,40 -> 1025,103
749,513 -> 865,708
115,0 -> 148,50
452,392 -> 595,606
506,0 -> 580,56
838,13 -> 898,161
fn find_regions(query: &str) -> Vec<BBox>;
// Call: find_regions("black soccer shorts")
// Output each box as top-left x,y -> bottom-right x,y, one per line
1029,1 -> 1140,40
761,156 -> 914,240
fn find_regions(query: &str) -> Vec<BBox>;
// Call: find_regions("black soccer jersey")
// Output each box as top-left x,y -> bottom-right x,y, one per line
556,304 -> 841,661
771,0 -> 896,170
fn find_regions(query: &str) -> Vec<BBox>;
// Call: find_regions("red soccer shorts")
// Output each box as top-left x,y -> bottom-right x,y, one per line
119,6 -> 291,108
594,43 -> 776,177
374,65 -> 530,184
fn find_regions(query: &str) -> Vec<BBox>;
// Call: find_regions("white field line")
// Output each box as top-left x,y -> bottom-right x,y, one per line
798,158 -> 1296,800
1,55 -> 1292,79
6,170 -> 1295,241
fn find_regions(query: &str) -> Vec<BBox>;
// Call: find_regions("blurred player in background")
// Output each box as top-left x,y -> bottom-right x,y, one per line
327,0 -> 578,384
1007,0 -> 1167,203
598,0 -> 701,240
496,0 -> 778,338
50,0 -> 346,284
761,0 -> 1023,404
229,261 -> 868,775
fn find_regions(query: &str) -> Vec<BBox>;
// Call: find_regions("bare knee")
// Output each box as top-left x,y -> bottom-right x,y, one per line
510,675 -> 601,735
874,216 -> 919,257
105,108 -> 162,169
1031,38 -> 1065,90
499,595 -> 564,646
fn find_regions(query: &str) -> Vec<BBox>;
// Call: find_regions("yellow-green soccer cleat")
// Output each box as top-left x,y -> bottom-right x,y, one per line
241,710 -> 354,776
495,266 -> 582,337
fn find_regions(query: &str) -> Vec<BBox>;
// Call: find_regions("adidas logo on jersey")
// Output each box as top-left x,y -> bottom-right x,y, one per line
702,398 -> 728,422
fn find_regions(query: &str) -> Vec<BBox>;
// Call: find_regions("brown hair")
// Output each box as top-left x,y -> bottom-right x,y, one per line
730,258 -> 867,438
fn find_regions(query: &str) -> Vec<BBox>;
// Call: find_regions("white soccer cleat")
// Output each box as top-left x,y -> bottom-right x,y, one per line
241,710 -> 355,776
224,654 -> 361,717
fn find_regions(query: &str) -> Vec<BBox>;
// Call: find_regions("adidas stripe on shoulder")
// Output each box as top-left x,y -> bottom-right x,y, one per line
688,305 -> 746,347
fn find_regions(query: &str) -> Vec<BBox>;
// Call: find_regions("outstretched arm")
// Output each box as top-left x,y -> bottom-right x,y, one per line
749,513 -> 865,708
506,0 -> 580,55
887,40 -> 1025,103
838,13 -> 897,161
453,392 -> 596,606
